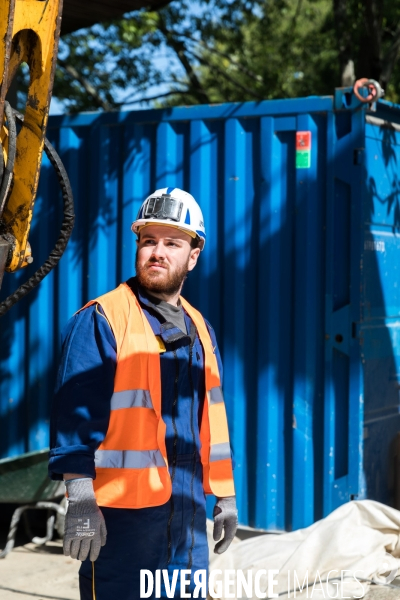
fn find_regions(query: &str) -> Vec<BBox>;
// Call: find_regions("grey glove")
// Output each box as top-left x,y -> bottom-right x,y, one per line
63,478 -> 107,562
213,495 -> 238,554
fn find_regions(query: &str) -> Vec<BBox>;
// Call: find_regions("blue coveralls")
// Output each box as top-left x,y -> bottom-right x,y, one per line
49,278 -> 224,599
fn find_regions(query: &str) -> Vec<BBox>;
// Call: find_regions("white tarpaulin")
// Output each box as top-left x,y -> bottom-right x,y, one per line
207,500 -> 400,599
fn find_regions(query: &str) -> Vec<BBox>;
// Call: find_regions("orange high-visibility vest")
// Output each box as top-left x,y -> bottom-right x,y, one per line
81,282 -> 235,509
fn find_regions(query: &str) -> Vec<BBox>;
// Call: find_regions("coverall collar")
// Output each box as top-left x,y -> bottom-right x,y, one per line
126,277 -> 196,345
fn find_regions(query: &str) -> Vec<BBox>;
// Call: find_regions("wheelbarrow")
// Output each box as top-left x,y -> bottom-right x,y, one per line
0,448 -> 66,558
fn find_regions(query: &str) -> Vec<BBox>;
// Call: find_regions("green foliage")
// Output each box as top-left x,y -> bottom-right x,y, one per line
53,12 -> 165,111
331,0 -> 400,103
175,0 -> 338,105
15,0 -> 400,112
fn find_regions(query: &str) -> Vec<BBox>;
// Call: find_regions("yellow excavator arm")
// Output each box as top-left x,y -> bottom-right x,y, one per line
0,0 -> 172,313
0,0 -> 63,276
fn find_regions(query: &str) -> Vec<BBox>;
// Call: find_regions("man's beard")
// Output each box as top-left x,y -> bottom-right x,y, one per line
135,254 -> 189,296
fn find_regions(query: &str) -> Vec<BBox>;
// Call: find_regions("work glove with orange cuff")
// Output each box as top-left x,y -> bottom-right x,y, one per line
64,478 -> 107,562
213,495 -> 238,554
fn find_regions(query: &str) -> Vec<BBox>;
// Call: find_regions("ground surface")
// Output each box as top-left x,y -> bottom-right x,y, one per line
0,528 -> 400,599
0,540 -> 79,600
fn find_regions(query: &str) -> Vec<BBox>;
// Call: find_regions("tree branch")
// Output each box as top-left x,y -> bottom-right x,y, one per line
187,49 -> 264,100
117,83 -> 183,104
57,59 -> 113,111
333,0 -> 354,84
289,0 -> 303,34
176,32 -> 263,83
116,88 -> 191,106
157,16 -> 211,103
381,22 -> 400,86
362,0 -> 382,81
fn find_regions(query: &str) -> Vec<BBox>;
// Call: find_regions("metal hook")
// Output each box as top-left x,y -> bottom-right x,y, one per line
353,78 -> 385,103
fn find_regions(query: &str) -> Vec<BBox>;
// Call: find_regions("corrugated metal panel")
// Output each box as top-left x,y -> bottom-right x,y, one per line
2,94 -> 400,530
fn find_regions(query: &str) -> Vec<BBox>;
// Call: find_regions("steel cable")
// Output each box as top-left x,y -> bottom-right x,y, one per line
0,109 -> 75,317
0,101 -> 17,218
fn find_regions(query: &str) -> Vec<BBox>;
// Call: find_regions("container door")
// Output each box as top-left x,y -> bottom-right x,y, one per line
324,107 -> 366,513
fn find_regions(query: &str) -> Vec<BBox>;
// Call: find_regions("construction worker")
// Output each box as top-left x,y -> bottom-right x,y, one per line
49,187 -> 238,600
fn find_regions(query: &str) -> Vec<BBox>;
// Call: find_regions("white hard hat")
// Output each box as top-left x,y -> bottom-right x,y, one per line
131,187 -> 206,250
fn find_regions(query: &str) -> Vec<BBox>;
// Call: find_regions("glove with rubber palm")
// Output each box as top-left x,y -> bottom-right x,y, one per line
63,478 -> 107,562
213,495 -> 238,554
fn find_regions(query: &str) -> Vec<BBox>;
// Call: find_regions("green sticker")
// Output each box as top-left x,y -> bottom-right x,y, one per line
296,150 -> 311,169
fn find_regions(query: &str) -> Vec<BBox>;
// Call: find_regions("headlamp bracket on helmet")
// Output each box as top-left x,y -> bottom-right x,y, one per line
143,194 -> 183,222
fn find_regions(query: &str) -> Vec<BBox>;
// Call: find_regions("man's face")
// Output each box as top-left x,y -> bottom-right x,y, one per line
135,224 -> 200,296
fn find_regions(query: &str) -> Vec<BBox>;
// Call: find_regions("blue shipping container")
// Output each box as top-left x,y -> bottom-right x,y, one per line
1,89 -> 400,531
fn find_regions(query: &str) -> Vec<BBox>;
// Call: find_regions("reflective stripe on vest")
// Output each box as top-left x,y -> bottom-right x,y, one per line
209,441 -> 231,462
95,449 -> 165,469
110,389 -> 153,410
80,283 -> 235,508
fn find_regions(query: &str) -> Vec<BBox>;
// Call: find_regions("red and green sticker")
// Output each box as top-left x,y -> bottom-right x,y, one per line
296,131 -> 311,169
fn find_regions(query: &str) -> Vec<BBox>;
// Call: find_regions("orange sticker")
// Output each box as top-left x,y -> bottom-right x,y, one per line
296,131 -> 311,151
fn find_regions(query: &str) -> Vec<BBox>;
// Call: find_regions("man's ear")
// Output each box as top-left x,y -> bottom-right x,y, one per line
188,247 -> 201,271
